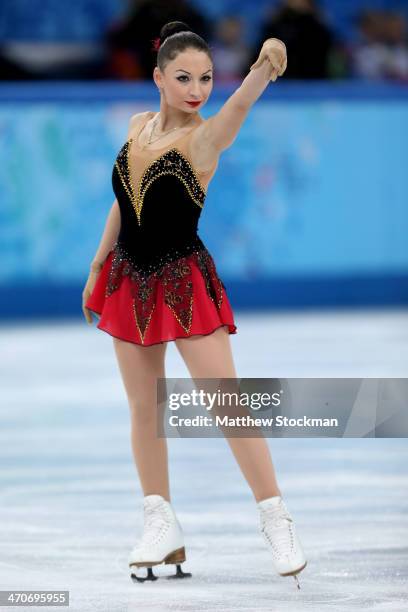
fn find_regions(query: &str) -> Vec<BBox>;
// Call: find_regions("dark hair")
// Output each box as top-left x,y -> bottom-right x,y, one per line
152,21 -> 212,71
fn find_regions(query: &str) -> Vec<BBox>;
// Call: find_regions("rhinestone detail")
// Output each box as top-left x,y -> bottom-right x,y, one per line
114,143 -> 207,226
105,241 -> 225,344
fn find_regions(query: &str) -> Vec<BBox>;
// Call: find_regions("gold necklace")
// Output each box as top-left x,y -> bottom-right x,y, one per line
147,113 -> 194,146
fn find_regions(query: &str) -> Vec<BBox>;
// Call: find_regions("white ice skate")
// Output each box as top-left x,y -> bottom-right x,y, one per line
258,495 -> 307,589
128,494 -> 191,582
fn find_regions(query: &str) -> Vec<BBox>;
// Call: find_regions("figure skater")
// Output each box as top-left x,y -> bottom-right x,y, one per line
82,20 -> 307,588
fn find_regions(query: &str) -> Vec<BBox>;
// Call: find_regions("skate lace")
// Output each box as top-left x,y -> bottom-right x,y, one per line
261,507 -> 295,556
139,505 -> 170,547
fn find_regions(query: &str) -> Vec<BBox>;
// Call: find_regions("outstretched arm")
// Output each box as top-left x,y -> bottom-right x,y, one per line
192,39 -> 287,160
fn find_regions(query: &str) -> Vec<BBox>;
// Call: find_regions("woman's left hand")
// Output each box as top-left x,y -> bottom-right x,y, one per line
250,38 -> 287,82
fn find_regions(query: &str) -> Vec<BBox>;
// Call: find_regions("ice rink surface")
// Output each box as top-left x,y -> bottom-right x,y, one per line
0,308 -> 407,612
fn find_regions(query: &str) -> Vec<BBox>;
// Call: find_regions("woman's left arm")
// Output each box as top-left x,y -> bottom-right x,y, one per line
196,39 -> 287,155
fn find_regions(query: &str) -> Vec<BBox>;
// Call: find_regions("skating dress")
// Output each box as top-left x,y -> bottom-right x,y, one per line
85,111 -> 237,346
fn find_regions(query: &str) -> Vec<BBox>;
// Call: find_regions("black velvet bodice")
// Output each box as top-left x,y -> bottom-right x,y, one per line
111,141 -> 208,276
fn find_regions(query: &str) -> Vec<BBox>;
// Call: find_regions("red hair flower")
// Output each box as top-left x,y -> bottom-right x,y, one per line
152,37 -> 161,51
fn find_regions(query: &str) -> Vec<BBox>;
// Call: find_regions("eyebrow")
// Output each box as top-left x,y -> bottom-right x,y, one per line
175,69 -> 212,75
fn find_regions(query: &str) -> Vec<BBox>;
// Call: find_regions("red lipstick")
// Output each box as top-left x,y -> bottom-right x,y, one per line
185,101 -> 201,107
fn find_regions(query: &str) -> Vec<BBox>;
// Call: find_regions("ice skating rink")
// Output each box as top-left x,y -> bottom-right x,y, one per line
0,308 -> 407,612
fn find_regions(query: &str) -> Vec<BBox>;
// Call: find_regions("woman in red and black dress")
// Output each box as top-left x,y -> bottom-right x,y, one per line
82,21 -> 306,587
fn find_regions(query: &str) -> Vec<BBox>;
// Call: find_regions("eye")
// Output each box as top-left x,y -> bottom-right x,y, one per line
176,75 -> 212,82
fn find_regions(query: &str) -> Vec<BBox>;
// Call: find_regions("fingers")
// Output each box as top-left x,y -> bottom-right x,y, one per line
257,45 -> 284,81
82,288 -> 94,324
82,304 -> 93,324
265,61 -> 279,82
249,44 -> 287,80
268,53 -> 287,80
279,57 -> 287,76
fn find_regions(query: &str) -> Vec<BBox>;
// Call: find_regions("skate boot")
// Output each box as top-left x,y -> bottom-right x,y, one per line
129,494 -> 192,582
258,495 -> 307,589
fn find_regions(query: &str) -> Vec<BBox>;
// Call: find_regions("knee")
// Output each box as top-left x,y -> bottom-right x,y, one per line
128,398 -> 158,427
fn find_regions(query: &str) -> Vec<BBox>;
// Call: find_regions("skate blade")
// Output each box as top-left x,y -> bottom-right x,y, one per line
130,564 -> 192,582
166,564 -> 192,579
131,567 -> 158,582
129,548 -> 191,582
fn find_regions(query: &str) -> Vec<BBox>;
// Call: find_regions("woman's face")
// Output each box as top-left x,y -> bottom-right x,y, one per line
154,49 -> 213,112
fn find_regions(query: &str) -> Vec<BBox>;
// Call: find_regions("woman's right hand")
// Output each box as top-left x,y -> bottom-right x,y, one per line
82,267 -> 102,324
250,38 -> 287,82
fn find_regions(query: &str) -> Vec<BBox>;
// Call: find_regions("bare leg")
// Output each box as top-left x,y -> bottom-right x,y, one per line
175,326 -> 282,502
113,337 -> 171,502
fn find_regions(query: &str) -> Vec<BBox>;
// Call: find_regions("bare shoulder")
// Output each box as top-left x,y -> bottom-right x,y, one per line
127,111 -> 151,137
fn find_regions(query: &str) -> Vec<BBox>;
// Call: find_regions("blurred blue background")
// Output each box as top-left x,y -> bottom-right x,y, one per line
0,0 -> 408,318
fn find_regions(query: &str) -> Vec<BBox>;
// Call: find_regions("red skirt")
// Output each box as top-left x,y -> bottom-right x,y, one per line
85,246 -> 237,347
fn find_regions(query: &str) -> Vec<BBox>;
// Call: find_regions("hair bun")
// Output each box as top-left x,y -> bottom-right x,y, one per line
152,21 -> 210,68
159,21 -> 192,45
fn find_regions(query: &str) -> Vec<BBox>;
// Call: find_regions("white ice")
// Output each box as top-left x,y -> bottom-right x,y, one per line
0,308 -> 407,611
